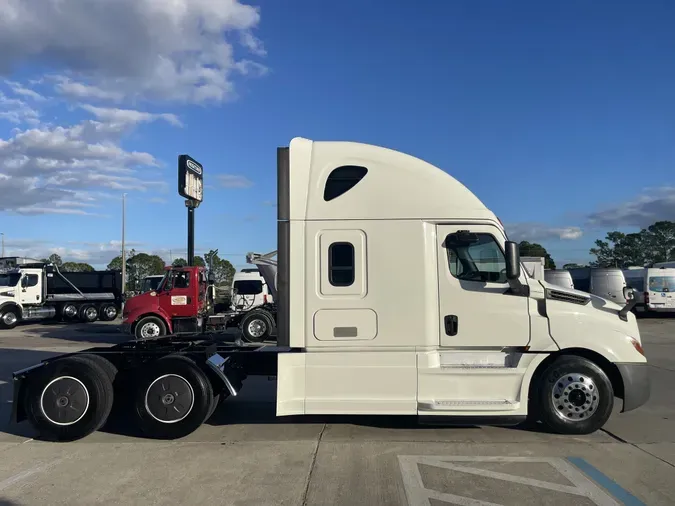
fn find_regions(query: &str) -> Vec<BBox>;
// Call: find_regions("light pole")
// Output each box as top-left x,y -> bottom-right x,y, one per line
121,193 -> 126,293
1,233 -> 4,257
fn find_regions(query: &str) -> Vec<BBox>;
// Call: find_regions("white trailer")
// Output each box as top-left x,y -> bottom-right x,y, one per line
11,137 -> 649,442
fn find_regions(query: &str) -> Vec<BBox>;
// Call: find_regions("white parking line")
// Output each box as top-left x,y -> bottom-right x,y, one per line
398,456 -> 619,506
0,458 -> 63,493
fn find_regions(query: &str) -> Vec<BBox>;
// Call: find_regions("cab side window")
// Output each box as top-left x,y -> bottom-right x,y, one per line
173,271 -> 190,289
447,233 -> 507,284
22,274 -> 39,287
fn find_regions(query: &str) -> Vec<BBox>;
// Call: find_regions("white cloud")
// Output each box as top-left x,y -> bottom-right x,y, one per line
217,174 -> 254,188
80,105 -> 182,127
5,80 -> 46,101
0,0 -> 267,105
586,186 -> 675,229
0,92 -> 40,125
507,222 -> 584,242
53,76 -> 124,102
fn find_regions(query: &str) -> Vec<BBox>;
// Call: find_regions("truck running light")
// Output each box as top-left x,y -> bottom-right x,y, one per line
628,336 -> 645,356
264,294 -> 268,304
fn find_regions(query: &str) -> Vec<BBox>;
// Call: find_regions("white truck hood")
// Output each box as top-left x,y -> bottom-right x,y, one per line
537,280 -> 643,360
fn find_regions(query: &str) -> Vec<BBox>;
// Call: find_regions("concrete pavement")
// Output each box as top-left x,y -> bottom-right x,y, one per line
0,318 -> 673,505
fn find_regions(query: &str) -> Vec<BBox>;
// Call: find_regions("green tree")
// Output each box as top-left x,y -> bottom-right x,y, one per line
203,249 -> 235,286
61,262 -> 94,272
41,253 -> 63,267
562,263 -> 586,269
518,241 -> 556,269
172,257 -> 205,267
127,253 -> 166,290
589,221 -> 675,268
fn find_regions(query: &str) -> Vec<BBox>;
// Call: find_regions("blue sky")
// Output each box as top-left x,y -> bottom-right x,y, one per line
1,0 -> 674,269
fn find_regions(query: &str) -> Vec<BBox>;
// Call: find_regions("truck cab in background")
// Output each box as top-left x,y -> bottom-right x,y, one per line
122,266 -> 210,339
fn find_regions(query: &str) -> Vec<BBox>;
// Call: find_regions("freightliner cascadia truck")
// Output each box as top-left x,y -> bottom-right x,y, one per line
10,138 -> 649,441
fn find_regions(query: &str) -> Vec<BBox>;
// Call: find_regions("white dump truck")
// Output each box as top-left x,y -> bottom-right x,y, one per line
10,137 -> 648,442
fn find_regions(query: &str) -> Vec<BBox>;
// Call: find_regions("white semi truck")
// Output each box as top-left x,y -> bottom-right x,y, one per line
10,137 -> 648,442
0,259 -> 123,329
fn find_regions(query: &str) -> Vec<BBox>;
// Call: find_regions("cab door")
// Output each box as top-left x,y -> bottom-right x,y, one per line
157,269 -> 197,319
436,224 -> 530,348
19,273 -> 42,305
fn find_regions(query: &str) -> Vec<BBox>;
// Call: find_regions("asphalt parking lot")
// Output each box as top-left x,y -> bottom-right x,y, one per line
0,319 -> 673,505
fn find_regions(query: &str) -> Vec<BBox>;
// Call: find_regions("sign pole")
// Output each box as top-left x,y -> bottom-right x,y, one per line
186,200 -> 196,266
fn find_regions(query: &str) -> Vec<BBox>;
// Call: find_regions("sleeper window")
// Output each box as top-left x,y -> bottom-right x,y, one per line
447,233 -> 507,283
329,242 -> 355,286
324,166 -> 368,201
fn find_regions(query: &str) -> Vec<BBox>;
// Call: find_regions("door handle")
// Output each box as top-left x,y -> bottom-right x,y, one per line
444,315 -> 458,336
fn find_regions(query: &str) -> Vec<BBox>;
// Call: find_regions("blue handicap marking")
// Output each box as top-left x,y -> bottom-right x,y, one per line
567,457 -> 646,506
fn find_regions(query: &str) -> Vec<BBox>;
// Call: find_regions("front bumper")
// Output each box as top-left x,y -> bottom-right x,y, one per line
616,363 -> 650,412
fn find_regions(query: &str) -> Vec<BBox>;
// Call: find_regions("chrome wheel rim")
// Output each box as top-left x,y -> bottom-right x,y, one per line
140,322 -> 161,339
551,372 -> 599,421
144,374 -> 194,423
85,307 -> 98,320
247,319 -> 266,338
64,305 -> 77,318
104,306 -> 117,319
40,376 -> 90,426
2,312 -> 17,326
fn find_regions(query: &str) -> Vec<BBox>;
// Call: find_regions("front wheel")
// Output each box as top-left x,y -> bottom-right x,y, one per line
536,356 -> 614,435
0,309 -> 19,329
134,316 -> 166,340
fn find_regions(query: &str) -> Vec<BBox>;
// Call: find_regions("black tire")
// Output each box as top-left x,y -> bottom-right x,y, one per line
240,310 -> 275,343
79,304 -> 99,323
77,354 -> 118,384
536,356 -> 614,435
0,308 -> 20,329
24,355 -> 114,441
99,304 -> 118,322
62,303 -> 79,320
134,316 -> 167,340
133,355 -> 213,439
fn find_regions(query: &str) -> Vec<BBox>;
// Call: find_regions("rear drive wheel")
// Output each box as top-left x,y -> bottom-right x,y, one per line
537,356 -> 614,435
0,308 -> 19,329
134,316 -> 166,340
24,355 -> 114,441
99,304 -> 118,322
62,304 -> 79,320
240,310 -> 275,343
80,305 -> 99,323
133,355 -> 213,439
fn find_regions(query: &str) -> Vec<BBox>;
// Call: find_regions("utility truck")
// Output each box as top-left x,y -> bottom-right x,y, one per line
0,259 -> 123,329
10,138 -> 649,442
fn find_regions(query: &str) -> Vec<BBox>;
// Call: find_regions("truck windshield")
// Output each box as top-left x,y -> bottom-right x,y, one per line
648,276 -> 675,292
0,273 -> 21,287
142,276 -> 165,292
233,280 -> 263,295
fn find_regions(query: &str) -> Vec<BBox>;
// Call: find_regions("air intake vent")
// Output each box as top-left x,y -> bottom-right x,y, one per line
546,289 -> 590,305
